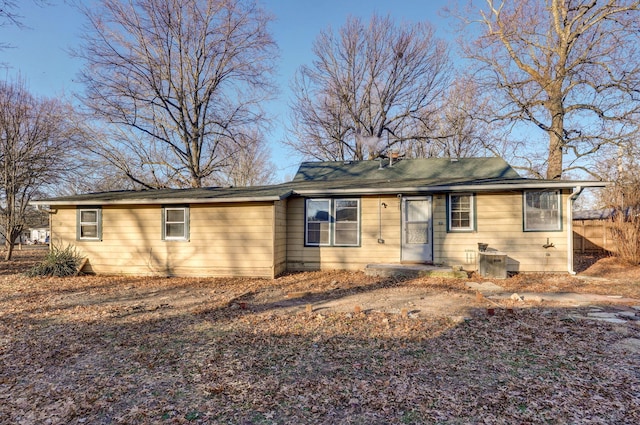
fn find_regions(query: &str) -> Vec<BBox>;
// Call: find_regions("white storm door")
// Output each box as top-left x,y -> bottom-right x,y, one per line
401,196 -> 433,263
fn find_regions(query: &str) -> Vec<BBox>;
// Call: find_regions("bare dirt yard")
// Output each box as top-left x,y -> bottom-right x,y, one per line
1,248 -> 639,424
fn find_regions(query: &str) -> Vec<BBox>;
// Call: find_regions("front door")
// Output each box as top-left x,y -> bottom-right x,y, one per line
401,196 -> 433,263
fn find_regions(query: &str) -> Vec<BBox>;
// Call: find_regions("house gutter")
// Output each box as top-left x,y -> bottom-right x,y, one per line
30,192 -> 293,207
567,185 -> 584,275
32,183 -> 609,206
293,181 -> 606,196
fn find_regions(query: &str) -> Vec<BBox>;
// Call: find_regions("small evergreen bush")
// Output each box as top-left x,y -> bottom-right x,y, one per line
26,244 -> 84,277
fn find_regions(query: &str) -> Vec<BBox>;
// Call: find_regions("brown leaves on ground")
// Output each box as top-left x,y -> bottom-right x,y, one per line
0,246 -> 48,276
1,249 -> 639,424
492,254 -> 640,299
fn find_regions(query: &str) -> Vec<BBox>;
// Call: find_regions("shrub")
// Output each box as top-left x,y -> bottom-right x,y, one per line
608,208 -> 640,265
25,244 -> 84,277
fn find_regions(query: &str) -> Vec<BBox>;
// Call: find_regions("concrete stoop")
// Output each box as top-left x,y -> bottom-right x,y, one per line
364,263 -> 468,279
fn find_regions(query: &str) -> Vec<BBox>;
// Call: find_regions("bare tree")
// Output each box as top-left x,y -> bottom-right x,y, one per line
216,129 -> 276,186
409,74 -> 498,159
0,78 -> 80,260
0,1 -> 23,29
74,0 -> 278,189
458,0 -> 640,180
286,14 -> 450,161
590,139 -> 640,263
55,155 -> 142,195
0,0 -> 49,49
594,139 -> 640,208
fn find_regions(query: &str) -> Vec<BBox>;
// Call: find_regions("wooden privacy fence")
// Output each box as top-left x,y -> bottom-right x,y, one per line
573,219 -> 616,253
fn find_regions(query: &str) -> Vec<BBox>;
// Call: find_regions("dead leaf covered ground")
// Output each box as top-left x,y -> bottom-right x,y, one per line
1,249 -> 639,424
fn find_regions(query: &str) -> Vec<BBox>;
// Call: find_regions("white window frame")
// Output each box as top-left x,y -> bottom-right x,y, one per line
305,198 -> 360,247
333,199 -> 360,246
523,190 -> 562,231
163,206 -> 189,241
448,193 -> 474,232
78,208 -> 101,241
305,199 -> 331,246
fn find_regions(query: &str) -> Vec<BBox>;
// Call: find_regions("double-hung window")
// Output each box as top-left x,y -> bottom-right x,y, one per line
334,199 -> 359,245
448,193 -> 474,232
306,199 -> 331,245
523,190 -> 561,231
163,206 -> 189,241
305,198 -> 360,246
77,207 -> 102,241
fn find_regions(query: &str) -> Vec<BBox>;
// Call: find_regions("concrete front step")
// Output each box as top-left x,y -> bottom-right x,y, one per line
364,263 -> 468,279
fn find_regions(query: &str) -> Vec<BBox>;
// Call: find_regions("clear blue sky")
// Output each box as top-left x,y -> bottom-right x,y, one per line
1,0 -> 453,182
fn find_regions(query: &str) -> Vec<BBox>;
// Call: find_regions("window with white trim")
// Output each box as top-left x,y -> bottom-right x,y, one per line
305,198 -> 360,246
523,190 -> 561,231
448,193 -> 474,231
163,206 -> 189,240
306,199 -> 330,245
77,208 -> 101,241
334,199 -> 359,245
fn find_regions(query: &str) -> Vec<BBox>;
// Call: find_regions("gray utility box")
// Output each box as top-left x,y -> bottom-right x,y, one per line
478,251 -> 508,279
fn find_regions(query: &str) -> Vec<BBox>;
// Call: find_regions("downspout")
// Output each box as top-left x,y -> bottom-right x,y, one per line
377,197 -> 385,244
567,186 -> 583,275
379,197 -> 382,242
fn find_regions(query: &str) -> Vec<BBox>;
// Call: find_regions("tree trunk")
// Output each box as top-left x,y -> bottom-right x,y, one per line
4,226 -> 22,261
354,134 -> 364,161
546,103 -> 564,180
4,239 -> 14,261
547,135 -> 564,180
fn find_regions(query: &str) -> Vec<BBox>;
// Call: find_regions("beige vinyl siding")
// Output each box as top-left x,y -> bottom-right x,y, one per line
433,191 -> 570,273
273,199 -> 288,276
50,203 -> 277,278
287,195 -> 401,271
288,191 -> 570,273
48,189 -> 573,277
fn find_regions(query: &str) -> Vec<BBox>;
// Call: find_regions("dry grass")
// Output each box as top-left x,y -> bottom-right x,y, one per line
609,215 -> 640,265
0,246 -> 48,275
1,249 -> 639,424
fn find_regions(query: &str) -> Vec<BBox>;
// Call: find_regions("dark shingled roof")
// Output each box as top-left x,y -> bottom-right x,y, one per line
33,183 -> 295,204
32,157 -> 607,205
573,208 -> 615,220
573,207 -> 638,221
293,157 -> 521,182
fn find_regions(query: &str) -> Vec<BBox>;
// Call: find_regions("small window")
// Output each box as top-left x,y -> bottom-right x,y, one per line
305,198 -> 360,246
524,190 -> 561,231
163,206 -> 189,240
77,208 -> 101,241
448,193 -> 474,232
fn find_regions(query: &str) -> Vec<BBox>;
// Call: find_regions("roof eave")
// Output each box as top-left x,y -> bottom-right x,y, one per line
293,181 -> 609,196
30,192 -> 292,207
30,180 -> 608,206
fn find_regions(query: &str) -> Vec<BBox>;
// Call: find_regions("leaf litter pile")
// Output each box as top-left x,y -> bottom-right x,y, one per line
1,252 -> 640,424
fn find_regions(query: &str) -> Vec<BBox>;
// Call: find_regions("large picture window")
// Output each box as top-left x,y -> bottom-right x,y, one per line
163,206 -> 189,241
524,190 -> 561,231
448,193 -> 474,232
305,198 -> 360,246
77,208 -> 101,241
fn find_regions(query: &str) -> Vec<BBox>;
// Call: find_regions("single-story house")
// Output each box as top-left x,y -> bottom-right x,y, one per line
32,157 -> 606,278
28,227 -> 50,244
0,227 -> 37,245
